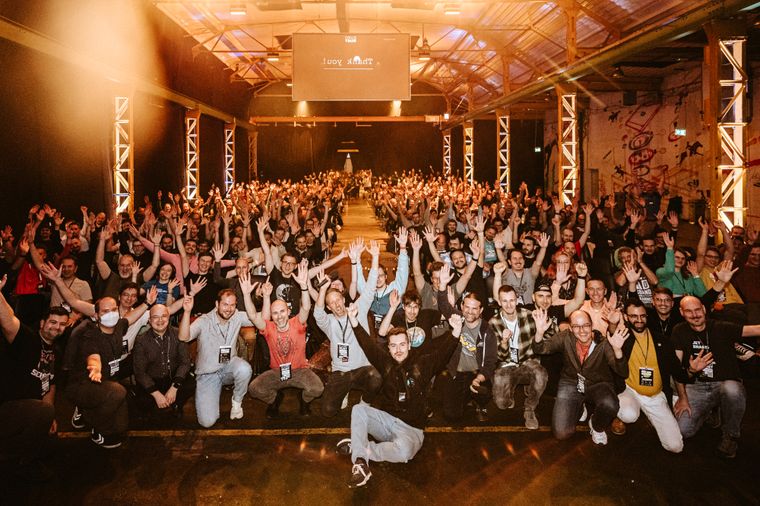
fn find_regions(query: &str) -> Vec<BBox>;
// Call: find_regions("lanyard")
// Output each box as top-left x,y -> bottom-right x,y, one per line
337,316 -> 350,343
634,330 -> 651,363
215,318 -> 231,345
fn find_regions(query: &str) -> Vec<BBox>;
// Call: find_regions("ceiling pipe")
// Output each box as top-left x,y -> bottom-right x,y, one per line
444,0 -> 760,128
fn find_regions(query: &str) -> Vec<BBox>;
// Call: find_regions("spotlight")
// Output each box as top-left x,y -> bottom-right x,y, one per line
418,38 -> 431,61
230,4 -> 247,16
444,4 -> 460,15
266,50 -> 280,62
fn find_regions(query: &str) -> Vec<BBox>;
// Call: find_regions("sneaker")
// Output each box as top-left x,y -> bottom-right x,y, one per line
475,407 -> 489,422
717,435 -> 738,459
230,400 -> 244,420
611,417 -> 626,436
524,410 -> 539,430
71,406 -> 85,429
336,438 -> 352,456
91,429 -> 123,449
348,458 -> 372,488
579,405 -> 588,422
589,419 -> 608,446
341,393 -> 350,410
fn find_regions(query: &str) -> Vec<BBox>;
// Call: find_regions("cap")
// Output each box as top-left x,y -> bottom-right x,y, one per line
534,283 -> 552,294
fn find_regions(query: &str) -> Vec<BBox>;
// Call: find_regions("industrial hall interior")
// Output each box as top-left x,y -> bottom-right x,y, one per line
2,0 -> 760,504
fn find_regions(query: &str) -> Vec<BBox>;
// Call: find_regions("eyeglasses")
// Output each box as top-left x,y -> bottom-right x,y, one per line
626,314 -> 647,320
704,255 -> 720,260
571,323 -> 592,331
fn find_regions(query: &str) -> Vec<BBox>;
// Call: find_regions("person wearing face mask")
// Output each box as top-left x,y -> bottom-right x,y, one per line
314,241 -> 382,418
335,304 -> 463,488
65,291 -> 155,449
241,264 -> 322,418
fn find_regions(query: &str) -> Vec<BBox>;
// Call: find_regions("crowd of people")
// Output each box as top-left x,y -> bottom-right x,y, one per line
1,169 -> 758,487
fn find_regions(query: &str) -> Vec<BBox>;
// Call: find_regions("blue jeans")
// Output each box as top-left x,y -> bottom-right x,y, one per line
195,357 -> 252,428
553,379 -> 619,440
678,380 -> 746,439
350,403 -> 424,464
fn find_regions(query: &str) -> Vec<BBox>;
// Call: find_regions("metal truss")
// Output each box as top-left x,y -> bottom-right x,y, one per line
248,130 -> 258,180
184,110 -> 200,201
224,123 -> 235,195
464,122 -> 474,185
112,96 -> 133,214
559,93 -> 578,205
443,131 -> 451,177
716,38 -> 747,228
497,112 -> 510,191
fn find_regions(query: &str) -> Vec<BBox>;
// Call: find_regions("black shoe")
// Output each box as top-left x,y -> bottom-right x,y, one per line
348,458 -> 371,488
475,407 -> 489,422
266,391 -> 284,420
71,406 -> 85,429
336,438 -> 352,456
299,397 -> 312,417
91,430 -> 123,449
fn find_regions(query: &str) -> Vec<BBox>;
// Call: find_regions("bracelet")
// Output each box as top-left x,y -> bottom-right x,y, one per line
351,262 -> 357,265
577,275 -> 587,280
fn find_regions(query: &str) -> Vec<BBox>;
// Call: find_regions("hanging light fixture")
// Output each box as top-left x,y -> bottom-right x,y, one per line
444,3 -> 461,15
418,38 -> 431,61
230,4 -> 247,16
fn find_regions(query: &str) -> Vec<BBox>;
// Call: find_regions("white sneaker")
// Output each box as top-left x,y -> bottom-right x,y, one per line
579,405 -> 588,422
341,393 -> 349,410
589,419 -> 608,445
230,400 -> 244,420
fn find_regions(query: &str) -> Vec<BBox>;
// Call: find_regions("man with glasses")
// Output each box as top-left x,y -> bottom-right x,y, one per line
615,299 -> 684,452
532,309 -> 630,445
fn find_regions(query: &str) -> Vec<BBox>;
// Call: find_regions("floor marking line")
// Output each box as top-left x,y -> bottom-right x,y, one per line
57,425 -> 590,439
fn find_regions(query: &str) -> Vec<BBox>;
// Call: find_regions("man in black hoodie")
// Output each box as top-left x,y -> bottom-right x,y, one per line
336,303 -> 462,488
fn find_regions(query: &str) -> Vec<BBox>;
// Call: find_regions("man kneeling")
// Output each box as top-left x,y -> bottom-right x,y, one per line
337,304 -> 462,488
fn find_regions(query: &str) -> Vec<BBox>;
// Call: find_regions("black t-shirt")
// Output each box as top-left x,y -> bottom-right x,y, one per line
672,320 -> 742,382
185,272 -> 220,315
73,319 -> 130,382
390,308 -> 443,352
269,268 -> 302,318
0,325 -> 56,402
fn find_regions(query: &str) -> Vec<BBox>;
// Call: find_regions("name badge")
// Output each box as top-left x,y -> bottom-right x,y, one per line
701,362 -> 715,379
517,295 -> 525,305
219,346 -> 232,364
577,373 -> 586,394
280,362 -> 292,381
40,373 -> 50,396
398,391 -> 407,403
639,367 -> 654,387
108,359 -> 120,376
122,338 -> 129,357
509,346 -> 519,363
337,343 -> 350,363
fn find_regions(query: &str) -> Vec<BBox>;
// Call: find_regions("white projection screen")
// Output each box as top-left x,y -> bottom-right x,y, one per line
292,33 -> 410,101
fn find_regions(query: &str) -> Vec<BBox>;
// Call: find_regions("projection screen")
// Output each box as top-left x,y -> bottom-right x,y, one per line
292,33 -> 410,101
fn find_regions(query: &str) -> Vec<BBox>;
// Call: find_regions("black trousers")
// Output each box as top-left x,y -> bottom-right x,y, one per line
134,377 -> 196,413
441,371 -> 492,421
67,380 -> 128,436
0,399 -> 54,464
320,365 -> 382,417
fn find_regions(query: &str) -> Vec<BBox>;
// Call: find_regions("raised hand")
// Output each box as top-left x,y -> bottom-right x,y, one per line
146,285 -> 158,306
238,270 -> 254,294
688,349 -> 714,373
182,293 -> 195,313
667,211 -> 679,229
686,260 -> 700,278
538,232 -> 550,249
575,262 -> 588,278
395,226 -> 408,248
368,240 -> 380,258
469,237 -> 481,259
439,261 -> 454,287
150,229 -> 163,246
294,259 -> 309,289
448,314 -> 464,337
346,303 -> 359,323
409,230 -> 423,251
582,203 -> 595,215
555,262 -> 569,284
261,277 -> 273,297
493,261 -> 507,277
629,210 -> 642,228
189,277 -> 207,296
212,244 -> 225,262
423,225 -> 436,243
607,325 -> 630,352
622,262 -> 641,285
131,261 -> 142,279
389,289 -> 400,308
714,260 -> 739,284
532,308 -> 550,337
663,233 -> 675,250
473,214 -> 486,234
38,262 -> 61,282
167,278 -> 180,293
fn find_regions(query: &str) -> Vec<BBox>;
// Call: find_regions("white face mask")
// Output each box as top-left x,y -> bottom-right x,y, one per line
99,311 -> 120,328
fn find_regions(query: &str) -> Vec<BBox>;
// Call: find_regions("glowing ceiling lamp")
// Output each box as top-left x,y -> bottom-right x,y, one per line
230,4 -> 247,16
418,38 -> 431,61
444,4 -> 461,15
266,50 -> 280,62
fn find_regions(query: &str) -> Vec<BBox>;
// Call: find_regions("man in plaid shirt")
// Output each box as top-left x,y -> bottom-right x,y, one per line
489,285 -> 547,429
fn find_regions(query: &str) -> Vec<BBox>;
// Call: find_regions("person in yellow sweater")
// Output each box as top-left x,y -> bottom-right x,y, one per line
616,299 -> 685,453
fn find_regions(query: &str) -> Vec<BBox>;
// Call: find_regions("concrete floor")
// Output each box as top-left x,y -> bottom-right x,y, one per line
3,200 -> 759,505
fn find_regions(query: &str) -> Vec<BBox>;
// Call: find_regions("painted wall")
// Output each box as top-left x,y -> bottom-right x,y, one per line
545,64 -> 759,228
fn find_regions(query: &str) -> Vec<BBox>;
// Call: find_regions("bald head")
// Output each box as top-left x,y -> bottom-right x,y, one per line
271,299 -> 290,329
569,310 -> 593,344
149,304 -> 170,334
679,296 -> 706,331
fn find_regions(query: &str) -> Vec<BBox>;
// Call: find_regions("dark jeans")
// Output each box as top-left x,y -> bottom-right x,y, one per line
553,379 -> 619,440
68,380 -> 129,436
492,359 -> 549,411
134,377 -> 196,413
0,399 -> 54,463
321,365 -> 382,417
441,371 -> 491,421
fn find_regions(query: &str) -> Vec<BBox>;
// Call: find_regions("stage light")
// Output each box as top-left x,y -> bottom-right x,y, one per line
266,50 -> 280,62
230,4 -> 247,16
444,4 -> 461,15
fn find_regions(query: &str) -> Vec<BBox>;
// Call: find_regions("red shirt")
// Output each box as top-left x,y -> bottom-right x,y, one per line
262,317 -> 308,371
15,262 -> 45,296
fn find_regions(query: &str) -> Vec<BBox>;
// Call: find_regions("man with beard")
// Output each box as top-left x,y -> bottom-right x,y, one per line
378,291 -> 442,352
